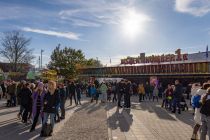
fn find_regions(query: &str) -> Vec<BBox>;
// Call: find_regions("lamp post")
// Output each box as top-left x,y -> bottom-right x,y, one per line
41,49 -> 44,69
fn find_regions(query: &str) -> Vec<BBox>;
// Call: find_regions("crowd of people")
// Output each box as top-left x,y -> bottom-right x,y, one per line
0,78 -> 209,139
0,80 -> 76,136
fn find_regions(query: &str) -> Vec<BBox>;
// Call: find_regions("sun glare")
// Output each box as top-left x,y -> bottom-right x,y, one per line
121,9 -> 150,39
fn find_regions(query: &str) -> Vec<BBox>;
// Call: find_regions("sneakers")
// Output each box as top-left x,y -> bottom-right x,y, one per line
191,134 -> 198,140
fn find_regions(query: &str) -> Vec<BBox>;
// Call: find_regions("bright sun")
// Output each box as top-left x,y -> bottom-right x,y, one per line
121,9 -> 150,39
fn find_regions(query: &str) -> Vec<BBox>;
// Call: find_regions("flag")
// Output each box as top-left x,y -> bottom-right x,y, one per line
110,58 -> 112,64
206,45 -> 208,58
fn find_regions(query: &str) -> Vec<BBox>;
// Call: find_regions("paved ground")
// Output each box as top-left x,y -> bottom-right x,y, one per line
0,96 -> 208,140
0,98 -> 85,140
50,102 -> 108,140
107,97 -> 195,140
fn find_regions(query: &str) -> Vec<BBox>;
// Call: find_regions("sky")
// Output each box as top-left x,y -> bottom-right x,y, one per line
0,0 -> 210,67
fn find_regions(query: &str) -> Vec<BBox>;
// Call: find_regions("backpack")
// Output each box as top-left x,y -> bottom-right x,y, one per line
40,123 -> 53,137
192,95 -> 201,108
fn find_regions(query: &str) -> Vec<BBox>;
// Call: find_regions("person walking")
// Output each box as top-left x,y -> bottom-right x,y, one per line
30,82 -> 46,132
145,82 -> 150,100
58,83 -> 67,119
21,83 -> 32,123
68,81 -> 77,106
1,81 -> 6,98
90,84 -> 97,103
164,84 -> 173,110
107,86 -> 112,102
100,82 -> 108,103
172,80 -> 183,114
112,83 -> 117,103
190,83 -> 209,140
199,87 -> 210,140
41,81 -> 60,136
152,85 -> 159,102
138,83 -> 145,102
7,81 -> 17,107
124,80 -> 131,109
117,80 -> 125,108
0,86 -> 3,100
11,81 -> 17,106
76,83 -> 82,105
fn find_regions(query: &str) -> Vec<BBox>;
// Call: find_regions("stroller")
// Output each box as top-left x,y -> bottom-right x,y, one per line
180,96 -> 189,111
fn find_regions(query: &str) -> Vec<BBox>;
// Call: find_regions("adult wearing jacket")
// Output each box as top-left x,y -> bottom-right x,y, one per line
7,81 -> 17,106
200,87 -> 210,140
76,83 -> 82,105
172,80 -> 183,114
20,83 -> 32,123
1,81 -> 6,98
68,81 -> 77,106
42,81 -> 60,133
58,83 -> 67,119
117,80 -> 125,108
100,82 -> 108,103
30,82 -> 46,132
124,80 -> 131,109
90,84 -> 97,103
190,83 -> 209,140
138,83 -> 145,102
145,82 -> 151,100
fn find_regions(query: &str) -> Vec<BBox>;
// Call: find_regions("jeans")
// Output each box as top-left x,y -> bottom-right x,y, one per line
200,114 -> 210,140
101,92 -> 107,102
43,113 -> 55,129
172,98 -> 181,113
11,95 -> 16,106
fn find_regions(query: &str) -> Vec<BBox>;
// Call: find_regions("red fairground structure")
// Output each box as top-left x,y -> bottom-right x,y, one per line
79,49 -> 210,84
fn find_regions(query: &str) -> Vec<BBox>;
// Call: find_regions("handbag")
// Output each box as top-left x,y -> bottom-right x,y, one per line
40,123 -> 53,137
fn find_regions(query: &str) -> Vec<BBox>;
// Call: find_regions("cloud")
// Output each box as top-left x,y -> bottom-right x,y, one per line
56,0 -> 142,27
175,0 -> 210,16
22,27 -> 80,40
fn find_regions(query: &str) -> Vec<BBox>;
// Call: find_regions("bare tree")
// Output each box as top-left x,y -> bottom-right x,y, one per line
0,31 -> 35,72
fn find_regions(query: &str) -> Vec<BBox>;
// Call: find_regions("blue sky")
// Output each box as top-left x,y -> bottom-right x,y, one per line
0,0 -> 210,67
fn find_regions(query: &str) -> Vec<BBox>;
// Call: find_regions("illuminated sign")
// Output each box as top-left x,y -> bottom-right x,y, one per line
121,49 -> 188,65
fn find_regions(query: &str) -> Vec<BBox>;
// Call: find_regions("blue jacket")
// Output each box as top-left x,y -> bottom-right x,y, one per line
90,87 -> 96,96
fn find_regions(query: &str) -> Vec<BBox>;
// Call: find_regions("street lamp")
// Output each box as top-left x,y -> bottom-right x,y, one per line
41,49 -> 44,69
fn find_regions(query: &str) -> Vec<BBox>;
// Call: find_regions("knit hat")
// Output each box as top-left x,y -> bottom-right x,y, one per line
38,82 -> 44,88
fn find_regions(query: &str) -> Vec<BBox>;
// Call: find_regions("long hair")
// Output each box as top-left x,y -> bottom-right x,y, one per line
48,80 -> 56,91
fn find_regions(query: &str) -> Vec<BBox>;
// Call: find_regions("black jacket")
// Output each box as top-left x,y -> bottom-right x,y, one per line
43,90 -> 60,114
173,84 -> 183,99
20,87 -> 32,106
59,88 -> 66,100
118,82 -> 125,93
68,83 -> 76,95
124,83 -> 131,95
